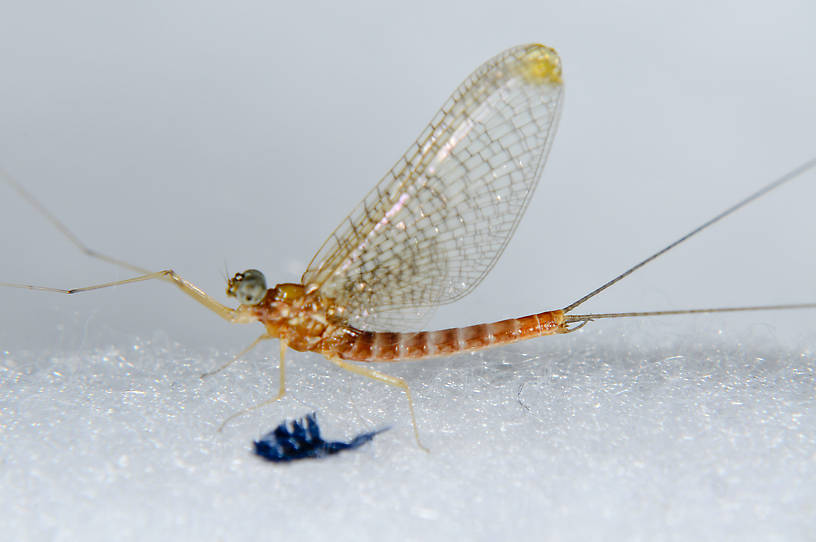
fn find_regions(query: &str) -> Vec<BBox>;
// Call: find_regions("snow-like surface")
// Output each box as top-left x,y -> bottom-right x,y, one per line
2,321 -> 815,540
2,1 -> 816,540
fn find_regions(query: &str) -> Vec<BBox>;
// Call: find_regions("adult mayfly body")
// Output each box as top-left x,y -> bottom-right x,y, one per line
2,44 -> 815,449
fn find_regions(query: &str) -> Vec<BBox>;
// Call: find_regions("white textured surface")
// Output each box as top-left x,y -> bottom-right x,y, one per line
2,322 -> 815,540
2,1 -> 816,541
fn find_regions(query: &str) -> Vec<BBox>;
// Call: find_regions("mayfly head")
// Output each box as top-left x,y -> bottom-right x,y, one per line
226,269 -> 268,305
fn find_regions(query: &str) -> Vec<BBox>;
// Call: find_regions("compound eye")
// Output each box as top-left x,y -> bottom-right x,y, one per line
228,269 -> 267,305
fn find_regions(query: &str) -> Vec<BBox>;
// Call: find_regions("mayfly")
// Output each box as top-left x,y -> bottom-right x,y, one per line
2,44 -> 815,449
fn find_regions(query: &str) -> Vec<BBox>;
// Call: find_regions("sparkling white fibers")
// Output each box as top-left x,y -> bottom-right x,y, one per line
1,318 -> 813,540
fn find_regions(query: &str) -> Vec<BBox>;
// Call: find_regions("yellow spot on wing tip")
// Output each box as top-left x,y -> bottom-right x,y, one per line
520,44 -> 563,86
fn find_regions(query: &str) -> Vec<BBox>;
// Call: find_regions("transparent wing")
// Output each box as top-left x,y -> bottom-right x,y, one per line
302,44 -> 564,331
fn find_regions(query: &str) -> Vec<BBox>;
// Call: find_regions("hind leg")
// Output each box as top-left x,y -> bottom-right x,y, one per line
327,357 -> 428,452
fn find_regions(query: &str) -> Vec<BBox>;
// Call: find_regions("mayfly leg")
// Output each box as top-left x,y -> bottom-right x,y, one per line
1,168 -> 150,275
0,169 -> 246,323
216,340 -> 288,432
1,170 -> 283,433
201,334 -> 272,378
328,357 -> 429,452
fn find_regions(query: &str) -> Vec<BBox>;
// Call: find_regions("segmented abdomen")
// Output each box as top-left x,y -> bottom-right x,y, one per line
330,310 -> 567,362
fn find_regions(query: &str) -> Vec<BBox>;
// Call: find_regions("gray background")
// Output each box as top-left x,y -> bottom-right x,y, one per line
2,1 -> 815,540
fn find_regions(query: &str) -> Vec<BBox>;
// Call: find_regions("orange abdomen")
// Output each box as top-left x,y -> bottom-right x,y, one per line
327,310 -> 567,362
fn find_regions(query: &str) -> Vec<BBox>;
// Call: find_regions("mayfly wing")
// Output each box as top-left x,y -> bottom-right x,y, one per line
302,44 -> 564,332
